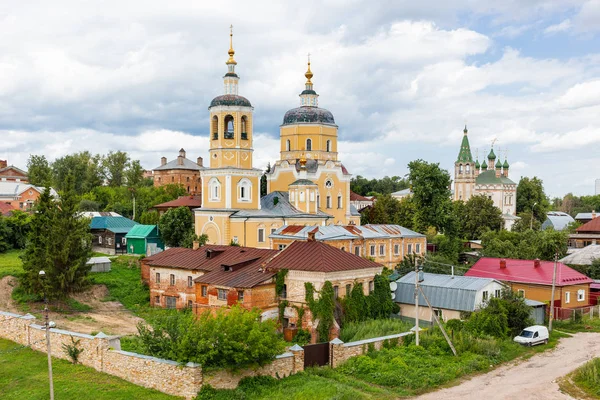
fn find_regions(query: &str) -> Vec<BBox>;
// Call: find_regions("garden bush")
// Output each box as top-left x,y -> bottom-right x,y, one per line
339,319 -> 411,342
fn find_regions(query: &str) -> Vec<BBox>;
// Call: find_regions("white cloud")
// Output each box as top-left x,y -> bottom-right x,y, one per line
544,19 -> 572,34
558,80 -> 600,109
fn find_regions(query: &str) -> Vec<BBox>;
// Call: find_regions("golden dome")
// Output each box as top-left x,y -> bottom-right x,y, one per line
305,55 -> 313,83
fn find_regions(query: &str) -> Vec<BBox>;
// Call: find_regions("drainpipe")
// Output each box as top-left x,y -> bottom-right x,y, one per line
243,217 -> 249,247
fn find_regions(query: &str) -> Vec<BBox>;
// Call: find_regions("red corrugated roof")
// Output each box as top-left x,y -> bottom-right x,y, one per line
153,196 -> 202,209
265,240 -> 382,273
465,257 -> 593,286
577,217 -> 600,233
143,245 -> 277,273
281,225 -> 305,235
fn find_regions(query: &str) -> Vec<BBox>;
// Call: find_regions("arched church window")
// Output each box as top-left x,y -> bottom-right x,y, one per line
326,140 -> 331,152
209,178 -> 221,201
286,139 -> 291,152
466,164 -> 470,173
241,116 -> 248,140
459,164 -> 463,174
306,139 -> 312,151
224,115 -> 234,139
237,179 -> 252,202
325,180 -> 333,189
212,116 -> 218,140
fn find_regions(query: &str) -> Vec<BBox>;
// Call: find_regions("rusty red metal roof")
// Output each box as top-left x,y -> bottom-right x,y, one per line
466,257 -> 593,286
153,196 -> 202,209
265,240 -> 382,273
0,202 -> 15,216
577,217 -> 600,233
350,191 -> 372,202
280,225 -> 305,235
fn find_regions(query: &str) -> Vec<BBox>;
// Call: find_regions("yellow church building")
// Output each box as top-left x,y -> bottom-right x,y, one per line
195,30 -> 361,248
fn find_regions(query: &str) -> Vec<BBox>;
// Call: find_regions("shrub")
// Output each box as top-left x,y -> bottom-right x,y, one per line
572,358 -> 600,397
62,335 -> 84,364
339,319 -> 411,342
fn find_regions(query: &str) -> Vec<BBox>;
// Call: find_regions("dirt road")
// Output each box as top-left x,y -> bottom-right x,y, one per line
417,332 -> 600,400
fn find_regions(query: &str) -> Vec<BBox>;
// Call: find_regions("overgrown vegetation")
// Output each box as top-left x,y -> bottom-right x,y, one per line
62,335 -> 84,364
340,319 -> 411,342
481,229 -> 568,261
133,306 -> 286,369
569,358 -> 600,398
305,282 -> 336,342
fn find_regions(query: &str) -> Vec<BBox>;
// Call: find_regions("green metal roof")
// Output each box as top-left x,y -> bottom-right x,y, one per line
90,216 -> 138,233
495,159 -> 502,168
487,148 -> 496,160
475,160 -> 481,168
475,169 -> 516,185
289,179 -> 317,186
481,160 -> 488,169
125,225 -> 158,239
456,132 -> 473,163
503,159 -> 510,168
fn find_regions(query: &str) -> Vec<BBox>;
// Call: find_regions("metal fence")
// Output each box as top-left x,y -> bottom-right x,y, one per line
552,305 -> 600,321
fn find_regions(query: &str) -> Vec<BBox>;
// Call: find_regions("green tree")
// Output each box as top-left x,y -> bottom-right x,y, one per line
343,282 -> 368,323
125,160 -> 145,187
103,151 -> 130,187
460,195 -> 503,239
350,175 -> 409,196
0,217 -> 12,253
5,210 -> 32,249
407,160 -> 453,234
367,275 -> 395,319
481,229 -> 568,261
136,306 -> 285,368
20,178 -> 93,298
78,199 -> 100,212
139,210 -> 160,225
52,152 -> 103,194
260,163 -> 271,197
158,206 -> 194,247
516,177 -> 549,226
26,155 -> 53,187
587,259 -> 600,280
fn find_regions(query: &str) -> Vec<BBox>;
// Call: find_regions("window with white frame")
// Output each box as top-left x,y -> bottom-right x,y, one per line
306,138 -> 312,151
326,140 -> 331,152
394,244 -> 399,255
98,236 -> 102,244
187,276 -> 193,288
416,243 -> 421,254
354,246 -> 360,256
201,286 -> 207,297
238,290 -> 244,302
565,291 -> 571,304
495,289 -> 501,297
517,289 -> 525,297
238,179 -> 252,202
326,196 -> 332,209
156,273 -> 160,283
170,274 -> 175,286
379,244 -> 385,256
299,191 -> 305,202
286,139 -> 290,151
337,195 -> 342,209
278,244 -> 286,250
232,236 -> 239,244
370,245 -> 375,256
482,291 -> 489,301
258,228 -> 265,243
209,178 -> 221,201
407,244 -> 413,254
577,289 -> 585,302
217,289 -> 227,301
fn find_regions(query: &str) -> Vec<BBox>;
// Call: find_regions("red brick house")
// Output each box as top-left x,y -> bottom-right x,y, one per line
141,240 -> 383,329
570,216 -> 600,248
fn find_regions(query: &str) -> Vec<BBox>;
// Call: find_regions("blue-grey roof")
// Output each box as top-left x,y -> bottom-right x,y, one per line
209,94 -> 252,108
524,299 -> 546,307
230,191 -> 332,219
153,157 -> 204,171
560,244 -> 600,265
575,212 -> 596,221
391,188 -> 412,197
90,216 -> 138,233
270,223 -> 425,241
282,106 -> 336,126
542,211 -> 575,231
394,272 -> 501,312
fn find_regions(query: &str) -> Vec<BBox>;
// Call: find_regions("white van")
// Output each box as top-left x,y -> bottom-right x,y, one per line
513,325 -> 549,346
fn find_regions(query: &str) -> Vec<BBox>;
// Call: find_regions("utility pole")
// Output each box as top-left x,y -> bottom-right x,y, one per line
39,270 -> 54,400
414,257 -> 420,346
418,286 -> 457,356
530,202 -> 537,230
549,251 -> 558,332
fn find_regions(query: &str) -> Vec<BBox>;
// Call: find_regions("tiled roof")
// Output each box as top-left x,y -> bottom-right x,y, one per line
125,225 -> 158,239
465,257 -> 593,286
265,240 -> 382,273
153,157 -> 204,171
475,170 -> 516,185
576,217 -> 600,233
90,216 -> 138,233
153,196 -> 202,209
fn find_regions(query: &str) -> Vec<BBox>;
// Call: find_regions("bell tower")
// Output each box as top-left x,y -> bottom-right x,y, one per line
454,125 -> 476,201
208,25 -> 254,170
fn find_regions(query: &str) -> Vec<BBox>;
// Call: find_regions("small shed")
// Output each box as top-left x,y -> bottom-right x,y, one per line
87,256 -> 112,272
125,225 -> 164,256
525,299 -> 546,325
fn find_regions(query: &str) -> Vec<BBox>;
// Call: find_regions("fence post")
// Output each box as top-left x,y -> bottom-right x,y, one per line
289,344 -> 305,373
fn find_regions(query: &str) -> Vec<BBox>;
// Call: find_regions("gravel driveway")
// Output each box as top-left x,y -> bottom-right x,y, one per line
416,332 -> 600,400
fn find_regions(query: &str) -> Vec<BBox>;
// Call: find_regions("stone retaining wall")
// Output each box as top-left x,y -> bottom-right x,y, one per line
330,331 -> 413,368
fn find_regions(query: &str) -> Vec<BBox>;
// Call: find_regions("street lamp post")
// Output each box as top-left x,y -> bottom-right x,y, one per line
530,202 -> 538,230
39,270 -> 54,400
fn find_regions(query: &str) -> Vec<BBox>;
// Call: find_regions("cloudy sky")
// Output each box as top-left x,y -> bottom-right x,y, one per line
1,0 -> 599,197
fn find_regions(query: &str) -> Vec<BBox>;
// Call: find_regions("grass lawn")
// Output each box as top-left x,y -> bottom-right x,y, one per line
0,249 -> 24,278
559,357 -> 600,399
554,316 -> 600,333
201,329 -> 569,399
0,338 -> 179,400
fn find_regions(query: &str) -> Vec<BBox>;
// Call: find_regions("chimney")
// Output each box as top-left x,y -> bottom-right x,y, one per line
179,148 -> 186,158
160,157 -> 167,166
593,210 -> 597,219
500,259 -> 507,269
197,157 -> 203,167
177,155 -> 184,166
0,159 -> 7,168
534,258 -> 541,268
193,241 -> 200,250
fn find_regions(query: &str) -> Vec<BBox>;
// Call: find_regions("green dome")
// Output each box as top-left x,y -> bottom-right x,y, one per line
488,148 -> 496,160
495,159 -> 502,169
481,160 -> 488,169
475,160 -> 481,169
503,159 -> 510,169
